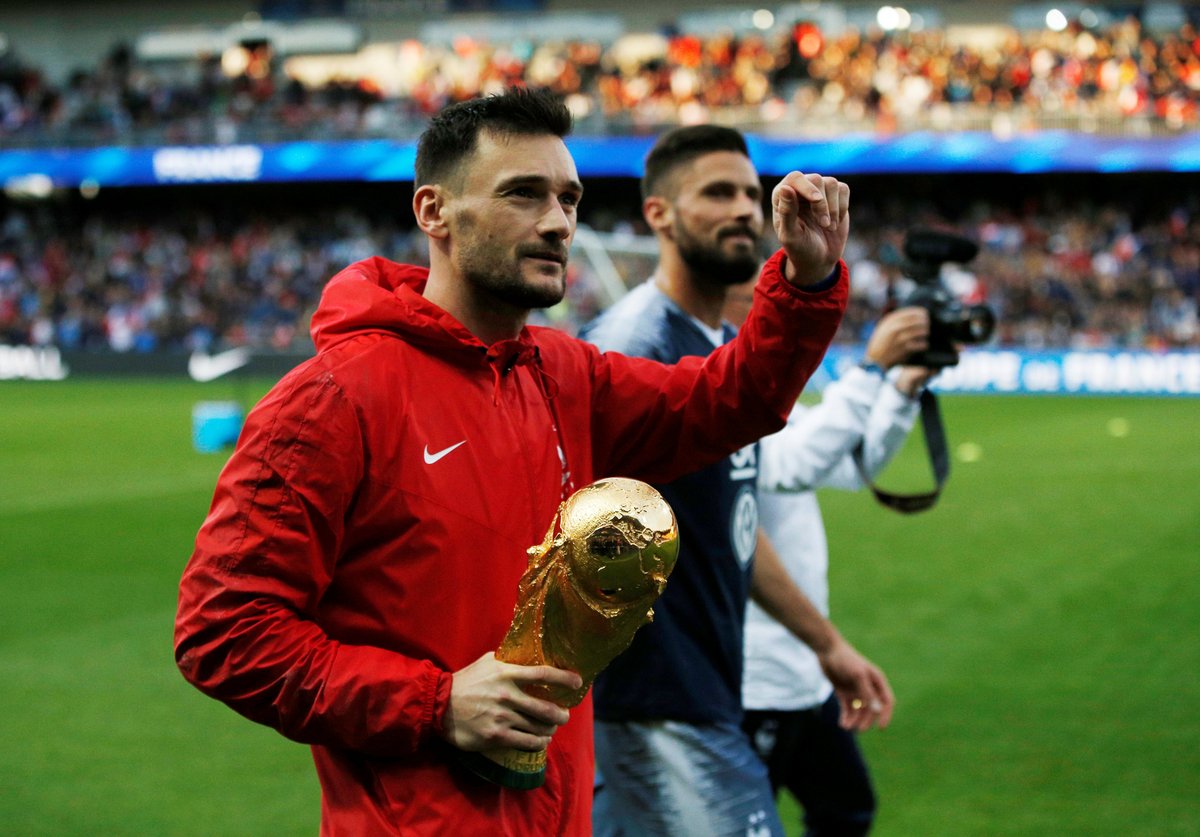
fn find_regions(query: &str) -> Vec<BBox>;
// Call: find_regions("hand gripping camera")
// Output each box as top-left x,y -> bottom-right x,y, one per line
900,229 -> 996,368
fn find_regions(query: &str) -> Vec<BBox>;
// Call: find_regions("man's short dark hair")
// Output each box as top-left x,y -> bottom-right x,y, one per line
414,87 -> 573,188
641,125 -> 751,201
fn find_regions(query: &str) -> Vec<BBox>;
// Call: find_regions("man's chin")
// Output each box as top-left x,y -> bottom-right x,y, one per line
708,257 -> 761,286
524,289 -> 566,309
681,241 -> 760,286
532,264 -> 569,293
508,273 -> 567,310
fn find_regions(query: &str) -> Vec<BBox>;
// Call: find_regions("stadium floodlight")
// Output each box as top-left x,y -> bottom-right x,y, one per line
876,6 -> 913,32
1045,9 -> 1069,31
4,174 -> 53,200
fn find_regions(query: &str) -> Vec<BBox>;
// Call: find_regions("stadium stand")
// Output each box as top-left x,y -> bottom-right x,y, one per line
1,12 -> 1198,146
1,176 -> 1196,353
0,3 -> 1196,356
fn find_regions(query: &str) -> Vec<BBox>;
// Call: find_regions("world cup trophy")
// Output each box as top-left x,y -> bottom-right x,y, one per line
458,477 -> 679,789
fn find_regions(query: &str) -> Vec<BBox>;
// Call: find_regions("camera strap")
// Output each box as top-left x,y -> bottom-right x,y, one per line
852,389 -> 949,514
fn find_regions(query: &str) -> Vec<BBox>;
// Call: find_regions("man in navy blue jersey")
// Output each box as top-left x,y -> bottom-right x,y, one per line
582,125 -> 893,837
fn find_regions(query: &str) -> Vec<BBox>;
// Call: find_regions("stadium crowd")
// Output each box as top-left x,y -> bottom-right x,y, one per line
1,187 -> 1196,354
1,14 -> 1198,146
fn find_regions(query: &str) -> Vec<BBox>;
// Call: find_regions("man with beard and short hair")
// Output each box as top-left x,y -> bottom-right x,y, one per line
581,125 -> 889,837
174,91 -> 850,836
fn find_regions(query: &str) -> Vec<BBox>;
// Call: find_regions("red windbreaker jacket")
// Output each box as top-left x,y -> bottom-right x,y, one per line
175,249 -> 847,836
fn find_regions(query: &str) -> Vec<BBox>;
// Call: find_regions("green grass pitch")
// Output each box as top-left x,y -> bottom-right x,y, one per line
1,378 -> 1197,836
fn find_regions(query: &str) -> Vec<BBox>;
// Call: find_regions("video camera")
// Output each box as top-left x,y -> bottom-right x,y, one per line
900,229 -> 996,368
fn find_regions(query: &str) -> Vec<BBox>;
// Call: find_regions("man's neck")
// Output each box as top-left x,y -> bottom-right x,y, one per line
423,269 -> 526,345
652,267 -> 728,330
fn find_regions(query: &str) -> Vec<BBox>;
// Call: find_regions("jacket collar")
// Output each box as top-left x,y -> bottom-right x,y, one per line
310,256 -> 540,366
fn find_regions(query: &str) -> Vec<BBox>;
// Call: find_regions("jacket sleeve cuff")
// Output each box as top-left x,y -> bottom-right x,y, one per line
760,249 -> 847,299
427,667 -> 454,739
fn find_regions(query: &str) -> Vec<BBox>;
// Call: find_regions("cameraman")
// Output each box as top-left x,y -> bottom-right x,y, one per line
726,291 -> 934,836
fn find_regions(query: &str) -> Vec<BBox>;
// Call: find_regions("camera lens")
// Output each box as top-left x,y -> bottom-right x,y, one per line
956,304 -> 996,344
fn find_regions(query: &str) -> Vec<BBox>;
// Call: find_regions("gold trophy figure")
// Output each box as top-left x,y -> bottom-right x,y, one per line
459,477 -> 679,789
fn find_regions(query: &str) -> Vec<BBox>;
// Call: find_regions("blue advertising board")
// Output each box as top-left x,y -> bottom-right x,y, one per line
3,344 -> 1197,395
4,131 -> 1200,188
820,348 -> 1200,397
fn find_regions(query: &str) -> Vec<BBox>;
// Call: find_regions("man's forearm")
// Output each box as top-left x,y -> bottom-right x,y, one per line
749,528 -> 840,655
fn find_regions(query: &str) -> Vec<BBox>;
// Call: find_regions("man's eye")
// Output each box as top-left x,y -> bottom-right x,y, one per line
560,194 -> 580,208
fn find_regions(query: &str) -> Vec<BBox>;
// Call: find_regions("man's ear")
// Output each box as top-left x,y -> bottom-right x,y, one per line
643,195 -> 673,236
414,185 -> 449,239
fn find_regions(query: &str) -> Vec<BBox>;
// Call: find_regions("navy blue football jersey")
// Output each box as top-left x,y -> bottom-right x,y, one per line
581,280 -> 759,724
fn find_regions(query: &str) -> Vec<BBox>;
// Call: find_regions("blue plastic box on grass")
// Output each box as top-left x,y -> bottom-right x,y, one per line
192,401 -> 244,453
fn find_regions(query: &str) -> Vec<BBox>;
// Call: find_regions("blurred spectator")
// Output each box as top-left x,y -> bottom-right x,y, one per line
0,184 -> 1196,353
2,15 -> 1198,146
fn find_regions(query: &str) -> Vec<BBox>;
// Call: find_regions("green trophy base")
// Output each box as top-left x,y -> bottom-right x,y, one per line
457,748 -> 547,790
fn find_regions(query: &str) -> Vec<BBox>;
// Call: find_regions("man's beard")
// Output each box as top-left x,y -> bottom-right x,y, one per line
461,257 -> 567,310
455,219 -> 568,310
675,221 -> 761,287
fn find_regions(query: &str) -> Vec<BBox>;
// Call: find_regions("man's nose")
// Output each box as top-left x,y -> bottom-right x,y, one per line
734,192 -> 762,222
538,201 -> 573,241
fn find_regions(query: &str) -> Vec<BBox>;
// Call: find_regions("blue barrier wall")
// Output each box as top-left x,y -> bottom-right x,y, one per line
3,344 -> 1199,395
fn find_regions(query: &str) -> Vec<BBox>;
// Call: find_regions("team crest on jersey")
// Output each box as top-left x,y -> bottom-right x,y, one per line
729,484 -> 758,568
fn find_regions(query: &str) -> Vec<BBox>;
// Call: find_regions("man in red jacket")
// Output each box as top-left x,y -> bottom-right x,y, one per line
174,87 -> 850,836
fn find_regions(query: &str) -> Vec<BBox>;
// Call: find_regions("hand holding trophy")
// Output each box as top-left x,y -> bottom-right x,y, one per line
458,477 -> 679,789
